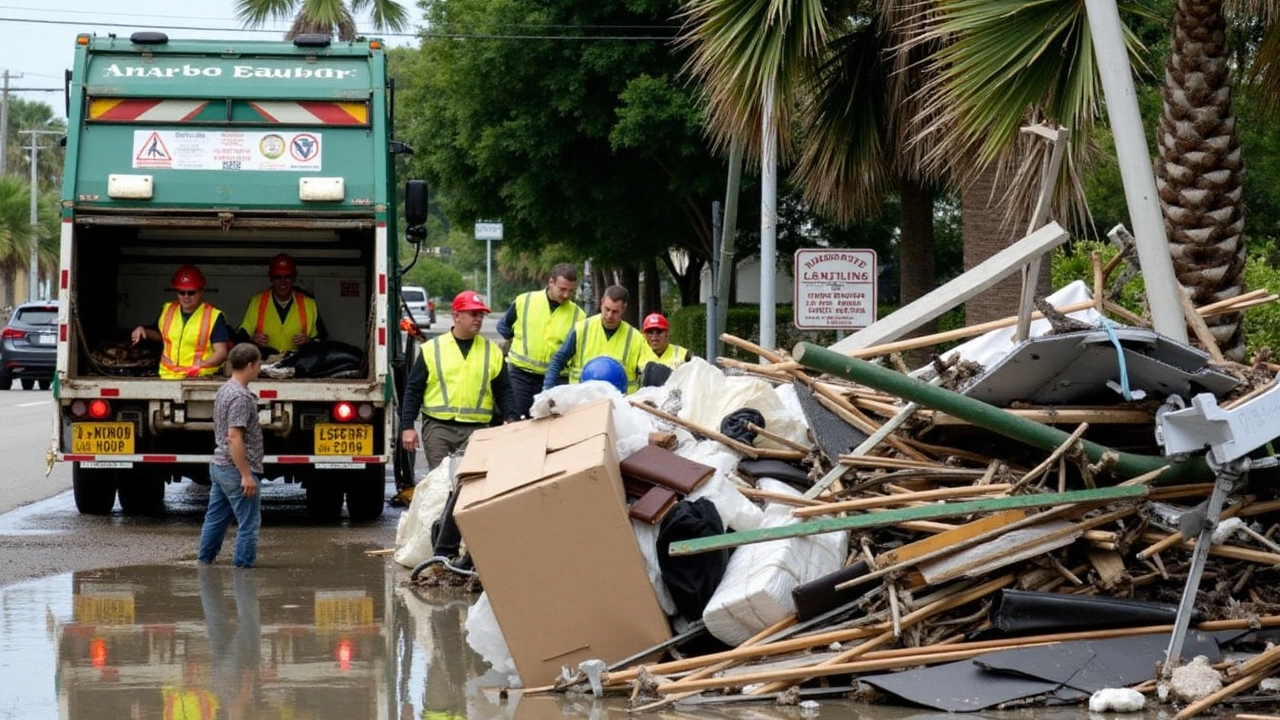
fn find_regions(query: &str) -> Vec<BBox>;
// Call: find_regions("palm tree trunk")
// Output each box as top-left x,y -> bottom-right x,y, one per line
961,165 -> 1047,326
899,177 -> 937,365
1157,0 -> 1246,360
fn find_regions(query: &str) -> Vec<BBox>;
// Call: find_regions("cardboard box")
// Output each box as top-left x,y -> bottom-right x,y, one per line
454,399 -> 672,685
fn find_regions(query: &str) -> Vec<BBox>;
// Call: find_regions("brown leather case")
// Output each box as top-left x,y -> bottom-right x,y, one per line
620,445 -> 715,495
628,485 -> 679,524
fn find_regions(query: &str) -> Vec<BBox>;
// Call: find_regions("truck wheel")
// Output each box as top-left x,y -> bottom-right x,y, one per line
38,379 -> 50,391
72,464 -> 118,515
344,466 -> 387,522
118,473 -> 165,515
306,479 -> 344,523
20,378 -> 34,390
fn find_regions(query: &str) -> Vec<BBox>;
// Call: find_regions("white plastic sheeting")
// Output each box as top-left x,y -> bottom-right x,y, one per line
702,479 -> 847,646
393,458 -> 456,569
666,358 -> 810,449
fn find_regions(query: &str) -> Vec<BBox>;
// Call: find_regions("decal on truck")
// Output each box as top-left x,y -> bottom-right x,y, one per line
131,130 -> 323,171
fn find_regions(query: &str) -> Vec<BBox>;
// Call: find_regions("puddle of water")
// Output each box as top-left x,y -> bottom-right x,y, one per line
0,552 -> 1157,720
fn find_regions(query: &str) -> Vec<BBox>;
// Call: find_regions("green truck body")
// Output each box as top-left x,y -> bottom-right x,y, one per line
55,33 -> 414,520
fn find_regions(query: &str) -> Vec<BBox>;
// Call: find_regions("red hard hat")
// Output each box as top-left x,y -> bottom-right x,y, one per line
452,290 -> 491,313
642,313 -> 669,331
171,264 -> 206,291
268,253 -> 297,277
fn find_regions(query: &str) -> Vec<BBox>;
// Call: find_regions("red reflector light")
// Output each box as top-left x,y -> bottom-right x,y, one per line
1,328 -> 25,339
88,400 -> 111,419
90,638 -> 107,668
336,639 -> 352,671
333,402 -> 356,422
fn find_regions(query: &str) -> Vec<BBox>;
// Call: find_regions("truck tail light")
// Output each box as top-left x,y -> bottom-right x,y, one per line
333,402 -> 356,422
1,328 -> 25,339
88,400 -> 112,419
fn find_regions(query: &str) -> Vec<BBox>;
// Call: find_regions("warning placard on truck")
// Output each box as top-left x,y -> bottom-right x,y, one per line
132,130 -> 322,171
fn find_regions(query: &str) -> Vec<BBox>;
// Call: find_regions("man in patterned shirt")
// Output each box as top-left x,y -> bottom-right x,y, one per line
198,343 -> 265,568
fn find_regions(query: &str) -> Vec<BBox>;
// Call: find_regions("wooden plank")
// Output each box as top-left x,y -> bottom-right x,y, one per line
793,483 -> 1014,517
918,520 -> 1080,584
1086,547 -> 1129,591
829,221 -> 1070,353
668,485 -> 1148,556
875,509 -> 1029,567
928,407 -> 1155,426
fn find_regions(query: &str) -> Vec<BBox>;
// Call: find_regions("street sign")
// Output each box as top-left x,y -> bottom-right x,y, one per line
474,221 -> 503,240
793,249 -> 877,330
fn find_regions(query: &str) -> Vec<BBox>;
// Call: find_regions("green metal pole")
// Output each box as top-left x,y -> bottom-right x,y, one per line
791,342 -> 1211,485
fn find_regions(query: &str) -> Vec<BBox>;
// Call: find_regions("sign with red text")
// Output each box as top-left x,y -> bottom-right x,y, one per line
793,249 -> 877,330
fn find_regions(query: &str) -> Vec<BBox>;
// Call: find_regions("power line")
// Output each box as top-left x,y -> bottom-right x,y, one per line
0,4 -> 676,30
0,15 -> 680,40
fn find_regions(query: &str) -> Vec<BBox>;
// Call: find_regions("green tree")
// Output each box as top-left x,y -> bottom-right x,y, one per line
0,176 -> 58,309
4,99 -> 65,189
682,0 -> 949,322
396,0 -> 729,309
235,0 -> 409,40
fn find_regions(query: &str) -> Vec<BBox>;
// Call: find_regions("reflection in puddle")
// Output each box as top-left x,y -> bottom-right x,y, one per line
0,556 -> 1115,720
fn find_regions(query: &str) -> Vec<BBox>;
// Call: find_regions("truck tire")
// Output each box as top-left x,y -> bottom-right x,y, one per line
72,464 -> 117,515
118,473 -> 166,515
344,465 -> 387,522
20,378 -> 34,390
306,479 -> 344,523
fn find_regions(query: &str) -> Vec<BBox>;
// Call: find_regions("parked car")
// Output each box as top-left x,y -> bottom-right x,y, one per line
401,285 -> 432,329
1,300 -> 58,390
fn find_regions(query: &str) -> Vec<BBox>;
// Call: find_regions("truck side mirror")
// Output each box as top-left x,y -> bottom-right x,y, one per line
404,180 -> 428,245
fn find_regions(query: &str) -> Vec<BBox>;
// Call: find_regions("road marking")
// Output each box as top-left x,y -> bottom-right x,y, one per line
16,400 -> 49,408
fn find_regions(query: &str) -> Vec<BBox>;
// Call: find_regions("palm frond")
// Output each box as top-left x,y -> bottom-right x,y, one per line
679,0 -> 831,162
351,0 -> 411,32
235,0 -> 299,28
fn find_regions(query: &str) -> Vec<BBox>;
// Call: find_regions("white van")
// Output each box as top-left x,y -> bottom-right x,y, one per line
401,285 -> 433,328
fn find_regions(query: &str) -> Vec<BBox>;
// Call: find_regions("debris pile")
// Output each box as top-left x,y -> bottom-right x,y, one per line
396,276 -> 1280,718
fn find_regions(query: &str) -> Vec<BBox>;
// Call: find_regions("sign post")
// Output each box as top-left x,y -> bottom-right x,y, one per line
793,249 -> 878,331
474,221 -> 503,305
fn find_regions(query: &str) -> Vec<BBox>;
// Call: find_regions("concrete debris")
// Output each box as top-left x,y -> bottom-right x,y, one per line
1168,656 -> 1223,703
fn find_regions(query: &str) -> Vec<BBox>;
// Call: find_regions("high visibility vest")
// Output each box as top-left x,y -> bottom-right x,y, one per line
158,302 -> 223,380
647,343 -> 689,369
507,291 -> 583,375
421,333 -> 504,423
569,316 -> 645,392
162,685 -> 218,720
241,290 -> 317,352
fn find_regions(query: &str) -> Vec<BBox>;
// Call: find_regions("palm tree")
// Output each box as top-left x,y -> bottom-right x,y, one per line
682,0 -> 948,325
917,0 -> 1268,360
0,176 -> 58,309
235,0 -> 410,40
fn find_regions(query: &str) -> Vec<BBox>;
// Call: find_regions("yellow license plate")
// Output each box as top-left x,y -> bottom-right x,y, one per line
74,594 -> 136,625
315,593 -> 374,628
315,424 -> 372,455
71,422 -> 135,454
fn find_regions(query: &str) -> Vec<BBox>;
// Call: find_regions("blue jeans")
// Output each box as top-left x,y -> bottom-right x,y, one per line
198,463 -> 262,568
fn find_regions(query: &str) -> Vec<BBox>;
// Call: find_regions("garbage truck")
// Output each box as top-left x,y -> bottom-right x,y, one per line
53,31 -> 426,520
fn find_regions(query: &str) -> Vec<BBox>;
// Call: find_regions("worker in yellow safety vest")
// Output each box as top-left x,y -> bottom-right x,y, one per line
543,285 -> 647,394
239,253 -> 324,354
131,264 -> 231,379
640,312 -> 692,368
400,290 -> 518,557
495,262 -> 583,418
401,290 -> 519,472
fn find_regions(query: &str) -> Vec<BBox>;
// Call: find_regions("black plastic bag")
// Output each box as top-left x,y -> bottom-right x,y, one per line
276,340 -> 364,378
657,497 -> 731,620
719,408 -> 765,444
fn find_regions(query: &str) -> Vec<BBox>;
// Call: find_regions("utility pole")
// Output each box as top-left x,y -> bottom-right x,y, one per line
20,129 -> 61,301
0,70 -> 23,176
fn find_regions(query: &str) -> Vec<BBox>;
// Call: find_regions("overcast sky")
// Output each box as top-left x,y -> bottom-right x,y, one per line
1,1 -> 421,118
